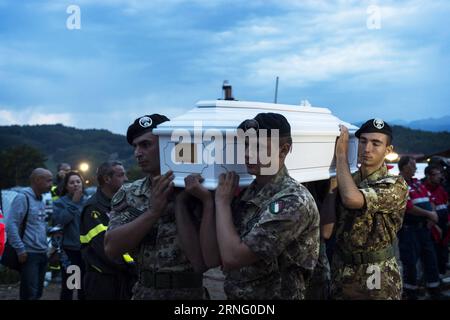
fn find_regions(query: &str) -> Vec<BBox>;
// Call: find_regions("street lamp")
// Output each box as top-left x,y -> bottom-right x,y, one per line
385,152 -> 399,162
79,162 -> 89,173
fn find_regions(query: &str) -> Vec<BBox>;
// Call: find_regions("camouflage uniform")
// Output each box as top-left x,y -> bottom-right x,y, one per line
224,166 -> 320,300
305,240 -> 331,300
330,164 -> 408,300
108,176 -> 204,300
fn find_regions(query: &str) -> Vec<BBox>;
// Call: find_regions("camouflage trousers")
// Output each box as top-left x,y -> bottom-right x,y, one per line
132,282 -> 207,300
330,256 -> 402,300
305,240 -> 331,300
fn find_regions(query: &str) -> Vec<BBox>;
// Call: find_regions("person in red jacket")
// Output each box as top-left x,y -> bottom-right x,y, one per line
424,164 -> 450,278
398,156 -> 442,300
0,209 -> 5,257
0,190 -> 4,256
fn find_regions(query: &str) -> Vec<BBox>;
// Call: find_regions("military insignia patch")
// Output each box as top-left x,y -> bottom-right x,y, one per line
139,116 -> 153,128
112,189 -> 125,205
91,210 -> 100,219
111,189 -> 128,211
373,118 -> 385,129
269,200 -> 285,214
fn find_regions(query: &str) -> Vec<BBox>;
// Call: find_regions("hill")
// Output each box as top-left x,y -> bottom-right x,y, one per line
0,123 -> 449,178
390,115 -> 450,133
391,125 -> 450,155
0,124 -> 135,174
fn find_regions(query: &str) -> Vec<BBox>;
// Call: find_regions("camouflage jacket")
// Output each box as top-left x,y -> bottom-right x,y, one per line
331,164 -> 408,300
108,176 -> 203,300
224,166 -> 320,300
334,164 -> 408,253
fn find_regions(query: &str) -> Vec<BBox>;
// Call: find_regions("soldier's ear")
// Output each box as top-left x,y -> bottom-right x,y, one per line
386,144 -> 394,153
279,143 -> 290,158
386,144 -> 394,155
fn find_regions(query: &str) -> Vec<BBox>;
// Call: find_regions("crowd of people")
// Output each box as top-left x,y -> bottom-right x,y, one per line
397,156 -> 450,299
0,113 -> 449,300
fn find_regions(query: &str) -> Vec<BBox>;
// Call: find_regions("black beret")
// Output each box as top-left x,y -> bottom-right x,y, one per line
355,118 -> 393,141
126,114 -> 169,145
238,112 -> 291,137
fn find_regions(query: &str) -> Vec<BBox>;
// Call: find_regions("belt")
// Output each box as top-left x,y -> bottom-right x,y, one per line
139,271 -> 203,289
338,245 -> 395,265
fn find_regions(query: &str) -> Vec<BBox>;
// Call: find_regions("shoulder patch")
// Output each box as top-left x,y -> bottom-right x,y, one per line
111,188 -> 127,210
91,210 -> 101,219
269,199 -> 286,215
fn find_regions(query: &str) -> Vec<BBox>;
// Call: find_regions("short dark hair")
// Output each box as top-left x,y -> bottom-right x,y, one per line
425,164 -> 442,176
57,163 -> 71,171
96,161 -> 123,186
398,156 -> 413,171
61,171 -> 84,196
385,135 -> 392,146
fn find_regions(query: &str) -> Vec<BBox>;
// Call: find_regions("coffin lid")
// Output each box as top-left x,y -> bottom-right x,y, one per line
153,99 -> 358,136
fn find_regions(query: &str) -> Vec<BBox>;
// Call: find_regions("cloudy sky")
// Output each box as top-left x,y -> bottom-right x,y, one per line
0,0 -> 449,134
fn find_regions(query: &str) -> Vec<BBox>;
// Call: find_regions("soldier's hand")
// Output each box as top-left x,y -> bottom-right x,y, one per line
184,174 -> 212,203
151,170 -> 175,217
215,172 -> 239,206
335,124 -> 349,158
18,252 -> 28,264
329,176 -> 338,192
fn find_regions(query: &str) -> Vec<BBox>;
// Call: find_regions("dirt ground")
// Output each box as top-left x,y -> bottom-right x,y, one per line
1,266 -> 449,300
0,267 -> 226,300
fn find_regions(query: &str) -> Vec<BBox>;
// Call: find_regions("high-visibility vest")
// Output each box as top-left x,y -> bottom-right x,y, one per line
80,222 -> 135,265
51,185 -> 60,202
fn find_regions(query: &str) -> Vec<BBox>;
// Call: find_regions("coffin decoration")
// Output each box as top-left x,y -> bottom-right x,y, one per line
153,95 -> 358,190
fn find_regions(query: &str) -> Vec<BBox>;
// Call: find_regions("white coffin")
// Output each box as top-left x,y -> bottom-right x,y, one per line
153,100 -> 359,189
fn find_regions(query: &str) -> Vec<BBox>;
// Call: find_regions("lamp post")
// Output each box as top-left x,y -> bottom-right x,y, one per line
79,162 -> 90,185
79,162 -> 89,173
385,152 -> 399,162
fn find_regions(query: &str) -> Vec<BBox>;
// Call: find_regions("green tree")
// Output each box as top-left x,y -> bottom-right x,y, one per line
0,145 -> 47,188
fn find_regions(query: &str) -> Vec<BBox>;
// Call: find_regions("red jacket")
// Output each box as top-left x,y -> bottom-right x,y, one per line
0,211 -> 5,256
404,178 -> 433,225
406,178 -> 433,210
424,181 -> 450,245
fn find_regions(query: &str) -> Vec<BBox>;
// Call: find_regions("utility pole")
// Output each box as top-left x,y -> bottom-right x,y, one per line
274,76 -> 279,103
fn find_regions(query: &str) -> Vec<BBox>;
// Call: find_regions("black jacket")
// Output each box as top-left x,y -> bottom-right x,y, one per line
80,189 -> 135,275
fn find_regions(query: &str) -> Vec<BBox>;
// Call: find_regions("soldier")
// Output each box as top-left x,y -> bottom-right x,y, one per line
330,119 -> 408,300
104,114 -> 206,300
80,161 -> 136,300
182,113 -> 320,299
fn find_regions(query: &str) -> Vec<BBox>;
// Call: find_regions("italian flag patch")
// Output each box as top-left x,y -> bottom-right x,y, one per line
269,200 -> 285,215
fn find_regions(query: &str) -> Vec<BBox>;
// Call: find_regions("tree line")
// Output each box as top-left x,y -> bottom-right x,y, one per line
0,124 -> 449,189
